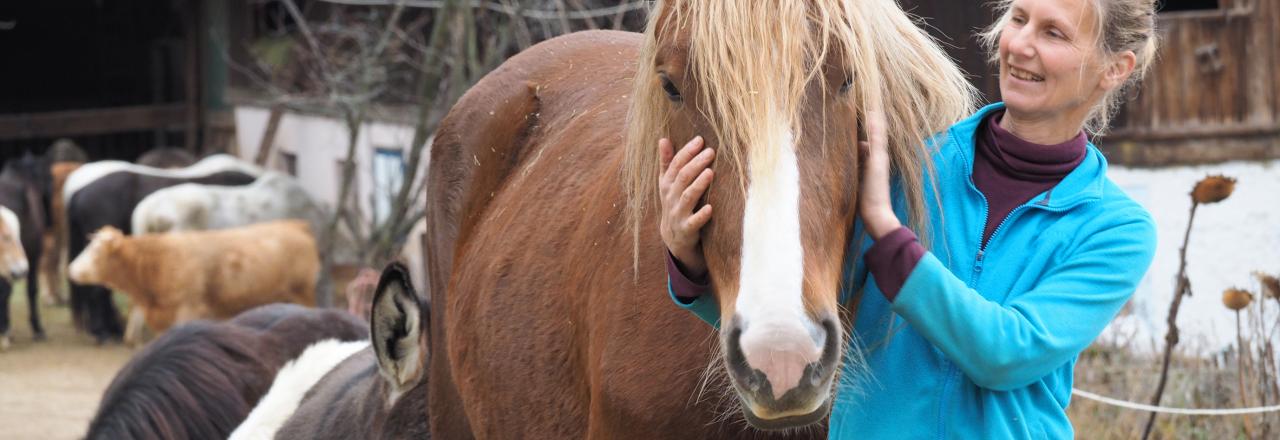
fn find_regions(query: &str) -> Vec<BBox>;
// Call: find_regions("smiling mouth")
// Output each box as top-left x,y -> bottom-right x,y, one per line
1009,66 -> 1044,82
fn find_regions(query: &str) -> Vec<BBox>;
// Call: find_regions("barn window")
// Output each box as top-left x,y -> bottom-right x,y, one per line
279,151 -> 297,176
372,147 -> 404,224
1158,0 -> 1220,12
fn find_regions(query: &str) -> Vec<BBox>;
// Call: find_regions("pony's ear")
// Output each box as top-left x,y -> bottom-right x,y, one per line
370,262 -> 427,405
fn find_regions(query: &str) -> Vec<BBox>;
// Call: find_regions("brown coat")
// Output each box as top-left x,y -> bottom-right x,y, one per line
68,220 -> 318,336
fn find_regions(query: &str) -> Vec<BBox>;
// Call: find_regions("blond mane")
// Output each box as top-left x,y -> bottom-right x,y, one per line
624,0 -> 977,260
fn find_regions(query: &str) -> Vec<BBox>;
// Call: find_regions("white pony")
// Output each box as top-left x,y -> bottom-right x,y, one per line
131,171 -> 325,235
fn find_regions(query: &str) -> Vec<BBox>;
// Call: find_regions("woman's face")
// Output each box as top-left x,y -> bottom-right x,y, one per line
997,0 -> 1109,123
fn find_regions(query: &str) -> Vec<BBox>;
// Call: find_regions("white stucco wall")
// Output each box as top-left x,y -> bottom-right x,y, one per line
1105,160 -> 1280,354
232,106 -> 425,221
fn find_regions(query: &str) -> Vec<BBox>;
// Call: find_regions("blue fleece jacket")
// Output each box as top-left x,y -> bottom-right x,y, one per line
668,103 -> 1157,439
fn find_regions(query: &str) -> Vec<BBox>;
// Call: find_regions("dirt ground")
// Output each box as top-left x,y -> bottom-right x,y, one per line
0,288 -> 133,440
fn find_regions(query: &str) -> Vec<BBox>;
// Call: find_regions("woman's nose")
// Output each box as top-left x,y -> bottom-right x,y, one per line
1006,26 -> 1036,59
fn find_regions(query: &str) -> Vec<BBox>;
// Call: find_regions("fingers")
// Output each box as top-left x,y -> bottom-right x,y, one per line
676,168 -> 714,213
673,148 -> 714,195
863,110 -> 887,149
658,138 -> 674,172
684,204 -> 713,231
664,136 -> 705,183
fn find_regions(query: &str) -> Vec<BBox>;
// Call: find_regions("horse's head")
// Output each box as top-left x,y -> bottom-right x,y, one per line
0,206 -> 28,281
625,0 -> 975,430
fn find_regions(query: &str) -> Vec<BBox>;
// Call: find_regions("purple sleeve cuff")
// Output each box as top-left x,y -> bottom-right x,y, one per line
666,250 -> 711,301
865,226 -> 925,302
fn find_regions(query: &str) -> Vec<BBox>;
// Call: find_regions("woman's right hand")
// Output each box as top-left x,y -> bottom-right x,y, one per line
658,136 -> 715,277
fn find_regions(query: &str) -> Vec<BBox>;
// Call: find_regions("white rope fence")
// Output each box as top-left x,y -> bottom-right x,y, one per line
1072,388 -> 1280,415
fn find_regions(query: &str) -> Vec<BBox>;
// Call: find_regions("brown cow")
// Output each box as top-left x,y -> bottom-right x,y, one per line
68,220 -> 318,344
38,161 -> 81,306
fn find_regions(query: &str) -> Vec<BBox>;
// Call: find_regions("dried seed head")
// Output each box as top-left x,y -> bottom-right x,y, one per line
1254,271 -> 1280,300
1191,175 -> 1236,204
1223,288 -> 1254,311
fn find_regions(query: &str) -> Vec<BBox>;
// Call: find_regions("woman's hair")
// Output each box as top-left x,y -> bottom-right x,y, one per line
977,0 -> 1160,136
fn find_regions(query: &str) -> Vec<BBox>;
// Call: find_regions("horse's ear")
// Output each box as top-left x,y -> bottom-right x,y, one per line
370,262 -> 427,405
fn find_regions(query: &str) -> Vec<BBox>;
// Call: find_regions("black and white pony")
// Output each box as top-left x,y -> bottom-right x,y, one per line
85,304 -> 368,440
63,155 -> 263,343
231,263 -> 429,439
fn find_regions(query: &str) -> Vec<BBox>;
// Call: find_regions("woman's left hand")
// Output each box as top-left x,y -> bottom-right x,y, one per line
858,109 -> 903,240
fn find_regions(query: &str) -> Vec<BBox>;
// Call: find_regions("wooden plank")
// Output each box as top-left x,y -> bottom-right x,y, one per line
184,0 -> 204,153
1107,121 -> 1280,141
0,104 -> 189,140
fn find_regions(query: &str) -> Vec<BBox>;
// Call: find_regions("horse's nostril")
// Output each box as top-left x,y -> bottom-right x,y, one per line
808,364 -> 825,387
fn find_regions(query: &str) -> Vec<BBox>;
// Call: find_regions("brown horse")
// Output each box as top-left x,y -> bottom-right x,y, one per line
38,161 -> 81,307
425,1 -> 975,437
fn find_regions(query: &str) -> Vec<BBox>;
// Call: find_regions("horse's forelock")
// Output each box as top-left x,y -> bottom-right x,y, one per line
624,0 -> 978,251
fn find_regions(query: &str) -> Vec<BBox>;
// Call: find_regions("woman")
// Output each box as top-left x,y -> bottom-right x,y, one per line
659,0 -> 1160,437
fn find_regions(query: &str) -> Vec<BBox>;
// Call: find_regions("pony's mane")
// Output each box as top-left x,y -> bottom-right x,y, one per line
85,306 -> 369,440
625,0 -> 977,252
85,322 -> 275,440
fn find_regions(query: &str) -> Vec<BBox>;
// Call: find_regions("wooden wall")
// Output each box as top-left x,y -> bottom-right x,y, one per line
1102,0 -> 1280,165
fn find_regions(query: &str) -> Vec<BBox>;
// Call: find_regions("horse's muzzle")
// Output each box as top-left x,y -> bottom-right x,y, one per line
723,314 -> 841,430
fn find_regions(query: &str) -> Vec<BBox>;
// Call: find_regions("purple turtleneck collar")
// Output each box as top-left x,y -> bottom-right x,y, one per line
973,110 -> 1086,246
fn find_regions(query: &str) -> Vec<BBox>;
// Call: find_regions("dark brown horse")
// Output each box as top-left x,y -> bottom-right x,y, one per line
237,263 -> 428,439
0,154 -> 49,349
425,0 -> 974,437
63,156 -> 261,343
85,304 -> 368,440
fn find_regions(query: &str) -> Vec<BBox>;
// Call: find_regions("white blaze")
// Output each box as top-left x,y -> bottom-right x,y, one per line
734,127 -> 823,402
735,129 -> 806,321
0,206 -> 27,278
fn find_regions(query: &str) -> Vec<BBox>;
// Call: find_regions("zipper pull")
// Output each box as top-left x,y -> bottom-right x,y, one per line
974,249 -> 985,273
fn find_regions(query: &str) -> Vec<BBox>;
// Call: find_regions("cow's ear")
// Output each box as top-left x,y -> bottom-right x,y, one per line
370,262 -> 427,405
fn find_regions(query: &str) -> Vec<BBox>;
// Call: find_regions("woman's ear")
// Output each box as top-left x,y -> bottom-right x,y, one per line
370,262 -> 428,406
1101,50 -> 1137,91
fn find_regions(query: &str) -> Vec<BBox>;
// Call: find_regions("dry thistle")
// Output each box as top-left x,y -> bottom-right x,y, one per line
1253,271 -> 1280,300
1223,288 -> 1254,311
1191,174 -> 1236,204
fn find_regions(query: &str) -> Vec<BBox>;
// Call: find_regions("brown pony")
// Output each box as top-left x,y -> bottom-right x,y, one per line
38,161 -> 81,307
426,0 -> 974,437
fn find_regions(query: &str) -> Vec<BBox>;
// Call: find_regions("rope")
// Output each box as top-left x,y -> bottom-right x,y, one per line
1072,388 -> 1280,415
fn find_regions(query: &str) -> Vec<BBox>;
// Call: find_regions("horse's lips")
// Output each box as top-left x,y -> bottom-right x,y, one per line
740,394 -> 832,431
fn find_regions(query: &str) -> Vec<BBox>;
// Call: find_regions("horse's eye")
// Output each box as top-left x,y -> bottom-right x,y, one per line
839,77 -> 853,94
661,75 -> 683,102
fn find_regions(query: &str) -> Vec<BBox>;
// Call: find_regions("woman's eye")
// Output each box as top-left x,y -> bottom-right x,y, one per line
1011,15 -> 1026,25
661,75 -> 682,102
839,77 -> 853,94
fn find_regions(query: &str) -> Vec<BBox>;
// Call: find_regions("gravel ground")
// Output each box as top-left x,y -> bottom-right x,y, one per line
0,287 -> 132,440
